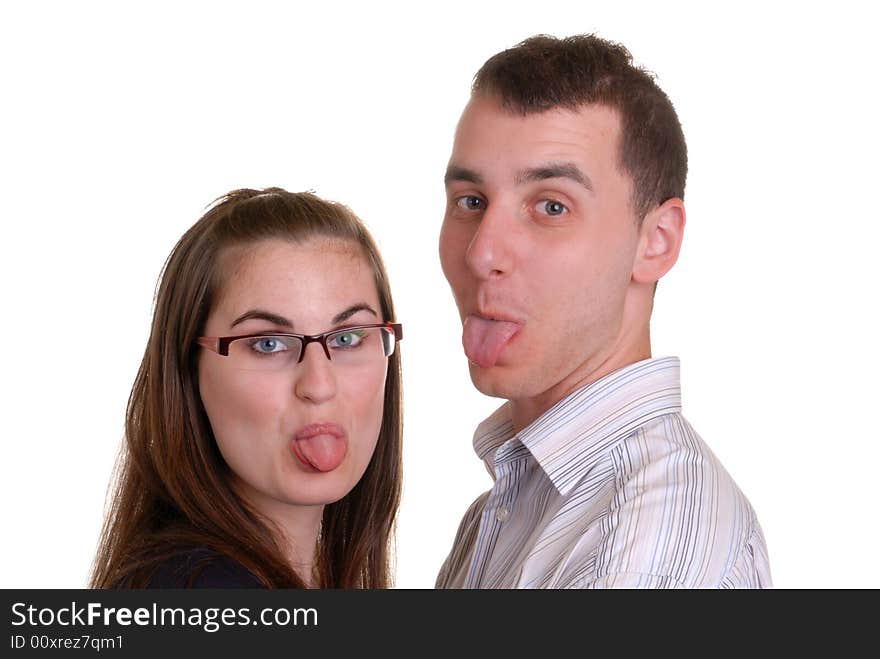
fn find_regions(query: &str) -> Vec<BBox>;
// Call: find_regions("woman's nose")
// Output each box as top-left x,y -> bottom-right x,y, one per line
293,342 -> 337,404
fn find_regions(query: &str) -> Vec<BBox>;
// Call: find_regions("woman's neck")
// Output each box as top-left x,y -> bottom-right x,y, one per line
232,478 -> 324,586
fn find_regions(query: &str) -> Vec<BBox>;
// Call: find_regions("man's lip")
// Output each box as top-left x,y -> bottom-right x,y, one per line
467,309 -> 525,325
294,422 -> 346,441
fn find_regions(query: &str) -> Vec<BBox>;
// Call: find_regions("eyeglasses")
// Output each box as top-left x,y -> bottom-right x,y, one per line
196,322 -> 402,371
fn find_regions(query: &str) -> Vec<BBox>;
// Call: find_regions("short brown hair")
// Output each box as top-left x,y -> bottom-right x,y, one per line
473,34 -> 687,220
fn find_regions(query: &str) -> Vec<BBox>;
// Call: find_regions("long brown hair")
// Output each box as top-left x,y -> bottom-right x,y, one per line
90,188 -> 403,588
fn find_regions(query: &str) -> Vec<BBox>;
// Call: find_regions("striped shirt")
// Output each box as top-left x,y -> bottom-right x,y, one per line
436,357 -> 772,588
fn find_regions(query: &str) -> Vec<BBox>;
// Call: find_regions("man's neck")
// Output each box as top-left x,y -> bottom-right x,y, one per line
509,342 -> 651,433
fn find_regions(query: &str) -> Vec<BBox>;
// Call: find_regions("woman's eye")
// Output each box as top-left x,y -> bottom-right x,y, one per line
455,196 -> 485,211
250,336 -> 289,354
537,199 -> 568,216
329,330 -> 367,349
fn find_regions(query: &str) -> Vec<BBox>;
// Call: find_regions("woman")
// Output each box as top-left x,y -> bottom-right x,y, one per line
90,187 -> 403,588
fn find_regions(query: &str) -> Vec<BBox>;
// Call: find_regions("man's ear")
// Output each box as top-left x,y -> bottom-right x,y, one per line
632,198 -> 686,284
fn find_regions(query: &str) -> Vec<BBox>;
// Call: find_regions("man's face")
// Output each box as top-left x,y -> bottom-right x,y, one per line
439,95 -> 644,417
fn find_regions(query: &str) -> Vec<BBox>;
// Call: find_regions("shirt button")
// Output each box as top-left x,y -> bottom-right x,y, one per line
495,506 -> 510,522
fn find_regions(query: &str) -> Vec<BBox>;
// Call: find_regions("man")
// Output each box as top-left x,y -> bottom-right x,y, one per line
436,34 -> 771,588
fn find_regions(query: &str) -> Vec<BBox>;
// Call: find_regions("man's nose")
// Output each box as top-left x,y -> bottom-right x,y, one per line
293,342 -> 337,404
464,202 -> 515,280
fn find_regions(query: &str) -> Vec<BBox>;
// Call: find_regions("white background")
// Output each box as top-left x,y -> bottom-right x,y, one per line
2,1 -> 877,589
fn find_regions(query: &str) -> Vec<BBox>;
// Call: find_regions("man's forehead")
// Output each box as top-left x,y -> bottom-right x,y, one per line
447,98 -> 620,184
458,93 -> 621,129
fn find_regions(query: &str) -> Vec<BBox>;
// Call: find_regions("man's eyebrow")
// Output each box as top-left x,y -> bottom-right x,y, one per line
444,165 -> 483,186
230,304 -> 378,331
516,162 -> 593,191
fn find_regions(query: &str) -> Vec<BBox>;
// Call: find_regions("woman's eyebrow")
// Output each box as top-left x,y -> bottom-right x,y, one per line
230,309 -> 292,329
332,303 -> 378,324
229,304 -> 377,330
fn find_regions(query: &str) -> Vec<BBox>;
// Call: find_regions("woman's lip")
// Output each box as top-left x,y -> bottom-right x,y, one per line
294,422 -> 345,440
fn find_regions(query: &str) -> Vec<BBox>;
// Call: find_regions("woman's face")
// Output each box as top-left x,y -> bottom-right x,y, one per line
198,237 -> 388,519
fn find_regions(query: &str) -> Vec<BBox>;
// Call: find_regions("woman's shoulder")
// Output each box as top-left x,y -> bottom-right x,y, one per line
146,548 -> 264,589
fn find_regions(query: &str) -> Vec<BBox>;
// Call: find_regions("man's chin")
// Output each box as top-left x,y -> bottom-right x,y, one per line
467,361 -> 529,400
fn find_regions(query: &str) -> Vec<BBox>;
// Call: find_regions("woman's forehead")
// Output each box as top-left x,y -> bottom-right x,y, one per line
220,237 -> 363,275
210,238 -> 379,326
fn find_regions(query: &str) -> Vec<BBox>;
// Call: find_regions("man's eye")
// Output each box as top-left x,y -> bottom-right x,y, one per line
455,196 -> 485,211
537,200 -> 568,216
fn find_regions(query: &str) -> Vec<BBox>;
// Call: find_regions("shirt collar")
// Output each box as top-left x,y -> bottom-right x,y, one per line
472,357 -> 683,495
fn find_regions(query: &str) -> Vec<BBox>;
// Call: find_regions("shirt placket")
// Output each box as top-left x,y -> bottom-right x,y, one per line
464,441 -> 523,588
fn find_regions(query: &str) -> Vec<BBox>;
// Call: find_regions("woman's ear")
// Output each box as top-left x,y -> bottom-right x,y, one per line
632,198 -> 686,284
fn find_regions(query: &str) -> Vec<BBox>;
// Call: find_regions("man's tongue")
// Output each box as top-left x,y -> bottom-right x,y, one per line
462,315 -> 521,368
292,434 -> 347,472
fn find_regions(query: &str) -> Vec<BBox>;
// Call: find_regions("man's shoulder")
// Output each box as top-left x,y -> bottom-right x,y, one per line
612,411 -> 745,497
590,413 -> 770,587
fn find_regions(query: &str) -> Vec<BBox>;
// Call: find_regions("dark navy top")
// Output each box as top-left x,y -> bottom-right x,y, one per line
146,549 -> 264,588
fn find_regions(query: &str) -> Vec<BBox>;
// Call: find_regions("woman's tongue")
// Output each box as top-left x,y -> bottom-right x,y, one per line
292,433 -> 347,472
462,315 -> 522,368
